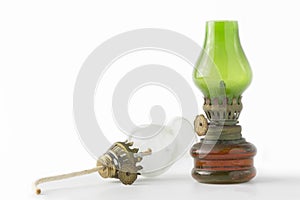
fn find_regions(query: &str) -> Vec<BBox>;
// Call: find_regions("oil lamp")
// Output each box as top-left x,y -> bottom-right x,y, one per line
191,21 -> 256,183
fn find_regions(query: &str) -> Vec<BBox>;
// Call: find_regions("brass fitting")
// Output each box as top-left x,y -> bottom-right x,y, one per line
96,140 -> 152,185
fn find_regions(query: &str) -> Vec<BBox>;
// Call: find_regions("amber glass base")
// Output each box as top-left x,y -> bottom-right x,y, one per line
190,138 -> 256,184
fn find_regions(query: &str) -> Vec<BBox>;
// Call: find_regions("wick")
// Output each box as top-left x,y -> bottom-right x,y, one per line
141,148 -> 152,156
33,165 -> 104,195
219,80 -> 226,88
134,148 -> 152,158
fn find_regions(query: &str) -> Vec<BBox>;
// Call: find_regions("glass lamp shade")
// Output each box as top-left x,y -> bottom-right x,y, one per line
193,21 -> 252,100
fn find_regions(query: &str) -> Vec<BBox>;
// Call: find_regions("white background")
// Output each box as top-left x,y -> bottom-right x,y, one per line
1,0 -> 300,199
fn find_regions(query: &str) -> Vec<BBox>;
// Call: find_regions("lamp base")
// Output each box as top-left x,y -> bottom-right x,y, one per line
190,138 -> 256,184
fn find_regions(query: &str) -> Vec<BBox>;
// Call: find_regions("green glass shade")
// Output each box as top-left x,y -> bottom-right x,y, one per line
193,21 -> 252,100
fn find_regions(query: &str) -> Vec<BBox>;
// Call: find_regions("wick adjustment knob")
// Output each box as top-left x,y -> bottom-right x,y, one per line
194,114 -> 208,136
